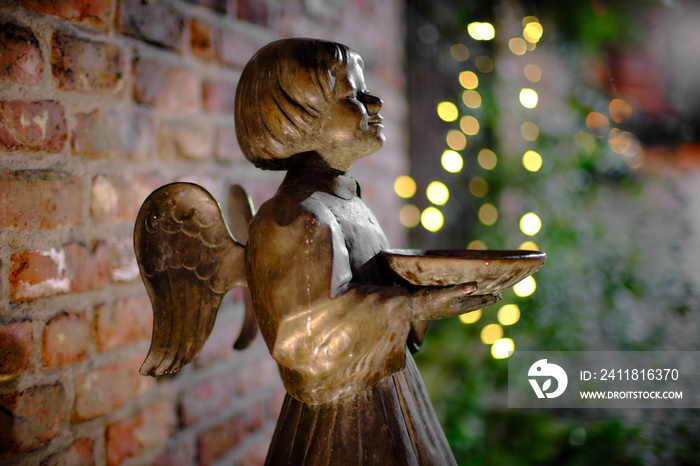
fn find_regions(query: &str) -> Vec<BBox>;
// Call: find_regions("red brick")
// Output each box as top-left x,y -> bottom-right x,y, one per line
218,28 -> 261,69
64,242 -> 110,293
0,320 -> 33,380
71,109 -> 153,159
20,0 -> 111,28
197,411 -> 246,466
187,0 -> 226,13
108,238 -> 140,283
193,313 -> 241,369
237,0 -> 269,26
105,400 -> 176,466
215,124 -> 245,164
73,356 -> 152,421
235,435 -> 270,466
0,22 -> 44,85
0,169 -> 82,233
234,356 -> 278,397
94,296 -> 152,352
158,119 -> 213,160
40,437 -> 95,466
191,20 -> 217,61
117,0 -> 186,51
10,248 -> 70,302
0,383 -> 68,458
90,173 -> 162,223
0,100 -> 67,152
203,80 -> 236,114
154,440 -> 191,466
132,57 -> 198,111
51,32 -> 124,94
180,371 -> 235,427
42,312 -> 90,368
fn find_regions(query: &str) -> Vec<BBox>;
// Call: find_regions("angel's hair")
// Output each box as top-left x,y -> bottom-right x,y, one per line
234,38 -> 351,170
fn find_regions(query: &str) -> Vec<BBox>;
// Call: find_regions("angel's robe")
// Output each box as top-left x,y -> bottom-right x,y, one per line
245,167 -> 456,465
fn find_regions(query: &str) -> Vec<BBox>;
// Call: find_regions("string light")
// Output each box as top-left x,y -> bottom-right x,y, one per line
609,98 -> 632,123
421,207 -> 444,232
426,181 -> 449,205
469,177 -> 488,197
446,130 -> 467,150
481,323 -> 503,344
491,338 -> 514,359
585,112 -> 609,137
437,101 -> 459,121
478,203 -> 498,225
514,276 -> 536,297
519,88 -> 538,108
441,150 -> 463,173
498,304 -> 521,325
467,22 -> 495,41
522,150 -> 542,172
509,38 -> 527,55
467,239 -> 487,250
463,90 -> 482,108
520,212 -> 541,235
523,22 -> 543,43
519,240 -> 539,250
477,148 -> 497,169
524,64 -> 541,82
399,204 -> 421,228
460,116 -> 480,135
450,44 -> 470,62
459,71 -> 478,89
394,175 -> 416,198
459,309 -> 482,324
475,56 -> 494,73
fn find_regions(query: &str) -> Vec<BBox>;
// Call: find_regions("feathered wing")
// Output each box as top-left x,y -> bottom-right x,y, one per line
135,183 -> 246,376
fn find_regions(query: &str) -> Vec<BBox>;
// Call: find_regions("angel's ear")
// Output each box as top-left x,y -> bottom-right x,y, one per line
135,183 -> 246,376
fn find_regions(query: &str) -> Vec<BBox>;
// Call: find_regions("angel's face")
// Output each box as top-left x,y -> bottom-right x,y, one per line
315,51 -> 385,172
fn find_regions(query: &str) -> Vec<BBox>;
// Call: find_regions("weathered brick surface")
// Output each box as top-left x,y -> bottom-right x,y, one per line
179,371 -> 236,427
90,173 -> 162,223
193,312 -> 242,369
0,100 -> 67,152
0,383 -> 68,458
215,124 -> 246,164
10,248 -> 70,302
187,0 -> 227,13
40,437 -> 95,466
197,411 -> 245,466
203,80 -> 237,114
0,320 -> 33,380
64,241 -> 110,293
51,32 -> 124,94
0,169 -> 82,233
237,0 -> 269,26
158,118 -> 213,160
154,440 -> 192,466
132,57 -> 199,111
20,0 -> 112,28
117,0 -> 186,51
191,20 -> 217,61
105,400 -> 176,466
94,296 -> 152,352
42,312 -> 90,368
73,356 -> 152,421
218,28 -> 262,69
0,22 -> 44,85
108,238 -> 140,283
71,109 -> 153,160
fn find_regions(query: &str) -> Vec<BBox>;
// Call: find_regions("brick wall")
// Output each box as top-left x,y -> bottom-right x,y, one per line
0,1 -> 408,465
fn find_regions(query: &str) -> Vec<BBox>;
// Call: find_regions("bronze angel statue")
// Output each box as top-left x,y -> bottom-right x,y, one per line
135,38 -> 544,464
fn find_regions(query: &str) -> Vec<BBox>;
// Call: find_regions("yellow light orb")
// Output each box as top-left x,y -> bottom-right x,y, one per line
477,148 -> 497,170
523,22 -> 543,42
514,276 -> 536,297
524,64 -> 541,82
608,128 -> 633,154
468,22 -> 495,41
491,338 -> 514,359
586,112 -> 610,137
481,323 -> 503,344
426,181 -> 449,205
459,309 -> 482,324
421,207 -> 444,232
450,44 -> 470,62
609,98 -> 633,124
446,130 -> 467,150
475,55 -> 494,73
441,150 -> 463,173
520,212 -> 541,236
459,71 -> 478,89
521,121 -> 539,141
498,304 -> 521,325
399,204 -> 421,228
467,239 -> 487,250
519,88 -> 538,108
522,16 -> 539,26
462,90 -> 482,109
469,177 -> 488,198
522,150 -> 543,172
460,115 -> 480,136
437,101 -> 459,122
478,203 -> 498,226
509,37 -> 527,55
394,175 -> 416,198
519,240 -> 539,250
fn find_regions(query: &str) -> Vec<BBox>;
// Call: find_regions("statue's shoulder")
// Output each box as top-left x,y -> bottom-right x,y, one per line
251,188 -> 338,237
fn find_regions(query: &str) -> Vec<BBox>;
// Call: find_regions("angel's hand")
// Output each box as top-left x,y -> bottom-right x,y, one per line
411,283 -> 501,320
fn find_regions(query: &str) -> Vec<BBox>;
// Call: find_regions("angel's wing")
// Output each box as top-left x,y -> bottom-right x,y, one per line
135,182 -> 245,376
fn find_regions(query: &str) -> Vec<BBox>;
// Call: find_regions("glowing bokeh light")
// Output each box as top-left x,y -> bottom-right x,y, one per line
519,240 -> 539,250
459,71 -> 478,89
522,16 -> 539,26
520,212 -> 541,236
468,239 -> 487,250
522,150 -> 542,172
608,128 -> 633,154
450,44 -> 470,62
523,22 -> 543,42
394,175 -> 416,198
478,203 -> 498,226
426,181 -> 449,205
468,22 -> 495,41
574,131 -> 596,155
498,304 -> 521,325
491,338 -> 514,359
478,148 -> 497,170
459,309 -> 482,324
421,207 -> 444,232
514,276 -> 536,297
481,323 -> 503,344
509,37 -> 527,55
624,143 -> 645,169
437,101 -> 459,122
585,112 -> 610,137
469,177 -> 488,197
463,90 -> 482,108
475,55 -> 494,73
519,88 -> 538,108
446,130 -> 467,150
524,64 -> 542,82
521,121 -> 539,141
460,115 -> 480,135
441,150 -> 463,173
609,98 -> 633,124
399,204 -> 421,228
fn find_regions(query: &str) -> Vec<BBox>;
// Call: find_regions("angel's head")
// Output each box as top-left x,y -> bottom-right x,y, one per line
235,38 -> 384,172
